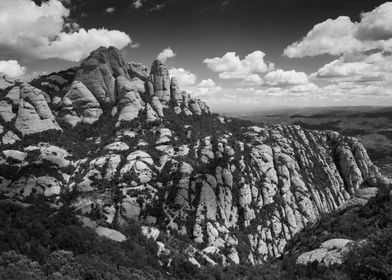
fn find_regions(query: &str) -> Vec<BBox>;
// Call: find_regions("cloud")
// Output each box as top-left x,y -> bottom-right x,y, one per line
105,7 -> 116,14
241,74 -> 263,85
40,28 -> 131,61
356,2 -> 392,41
169,67 -> 197,86
290,83 -> 319,93
314,59 -> 370,78
283,16 -> 360,57
0,60 -> 26,78
194,79 -> 222,96
197,79 -> 217,88
130,42 -> 141,48
262,69 -> 309,86
0,0 -> 131,62
132,0 -> 143,9
313,52 -> 392,82
157,47 -> 176,62
149,2 -> 167,11
284,2 -> 392,58
203,51 -> 274,80
194,86 -> 222,97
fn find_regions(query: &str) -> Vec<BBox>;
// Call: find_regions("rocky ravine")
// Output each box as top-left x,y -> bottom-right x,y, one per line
0,46 -> 386,266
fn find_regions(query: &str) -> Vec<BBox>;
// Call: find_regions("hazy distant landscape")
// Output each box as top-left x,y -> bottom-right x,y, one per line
227,106 -> 392,177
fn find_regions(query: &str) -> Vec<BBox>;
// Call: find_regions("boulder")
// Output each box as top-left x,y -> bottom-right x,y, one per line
2,131 -> 21,145
0,100 -> 15,122
4,86 -> 20,106
0,74 -> 14,90
145,103 -> 158,123
296,239 -> 353,268
95,226 -> 126,242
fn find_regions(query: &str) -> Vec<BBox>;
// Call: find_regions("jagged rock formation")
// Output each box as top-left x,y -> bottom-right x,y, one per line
148,60 -> 171,102
60,81 -> 103,126
0,46 -> 387,267
75,46 -> 129,105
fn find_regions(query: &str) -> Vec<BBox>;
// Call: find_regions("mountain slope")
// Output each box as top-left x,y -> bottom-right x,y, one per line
0,47 -> 387,267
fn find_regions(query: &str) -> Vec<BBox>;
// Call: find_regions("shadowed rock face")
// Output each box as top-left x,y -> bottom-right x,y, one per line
60,81 -> 103,127
128,62 -> 149,81
0,46 -> 388,267
75,46 -> 129,105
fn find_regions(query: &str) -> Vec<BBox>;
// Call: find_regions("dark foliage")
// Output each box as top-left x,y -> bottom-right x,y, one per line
343,228 -> 392,280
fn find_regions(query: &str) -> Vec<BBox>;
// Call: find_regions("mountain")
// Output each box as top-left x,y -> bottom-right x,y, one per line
0,47 -> 390,279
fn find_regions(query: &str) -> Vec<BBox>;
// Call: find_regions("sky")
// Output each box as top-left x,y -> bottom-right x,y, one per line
1,0 -> 392,112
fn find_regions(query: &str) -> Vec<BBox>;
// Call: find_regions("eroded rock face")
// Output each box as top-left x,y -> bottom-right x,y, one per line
60,121 -> 382,265
128,62 -> 148,81
116,76 -> 144,125
75,46 -> 129,105
0,46 -> 387,268
60,81 -> 103,126
148,60 -> 171,102
170,77 -> 183,103
14,84 -> 62,135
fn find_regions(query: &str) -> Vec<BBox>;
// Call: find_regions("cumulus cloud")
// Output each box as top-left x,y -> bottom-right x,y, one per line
169,67 -> 197,86
194,79 -> 222,96
194,86 -> 222,97
356,2 -> 392,41
241,74 -> 263,85
157,47 -> 176,62
105,7 -> 116,14
197,79 -> 217,88
313,52 -> 392,82
203,51 -> 274,80
132,0 -> 143,9
315,59 -> 370,78
284,2 -> 392,58
0,0 -> 131,62
290,83 -> 319,93
262,69 -> 309,86
283,16 -> 360,57
0,60 -> 26,78
130,42 -> 141,48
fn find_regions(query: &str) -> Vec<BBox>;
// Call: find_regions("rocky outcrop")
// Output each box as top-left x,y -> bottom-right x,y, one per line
128,62 -> 148,81
296,239 -> 353,269
116,76 -> 145,125
148,60 -> 171,102
75,46 -> 129,105
170,77 -> 183,103
14,85 -> 62,135
60,81 -> 103,126
0,47 -> 387,269
61,121 -> 382,265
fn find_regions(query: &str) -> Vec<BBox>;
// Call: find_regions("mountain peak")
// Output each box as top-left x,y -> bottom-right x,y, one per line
0,46 -> 389,270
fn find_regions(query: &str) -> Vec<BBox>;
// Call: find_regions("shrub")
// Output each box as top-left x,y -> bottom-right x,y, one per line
343,228 -> 392,280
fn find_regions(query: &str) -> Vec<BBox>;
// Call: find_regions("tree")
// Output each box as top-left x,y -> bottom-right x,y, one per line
0,250 -> 46,280
343,228 -> 392,280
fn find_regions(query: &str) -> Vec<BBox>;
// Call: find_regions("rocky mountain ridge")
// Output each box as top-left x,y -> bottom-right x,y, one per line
0,46 -> 387,267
